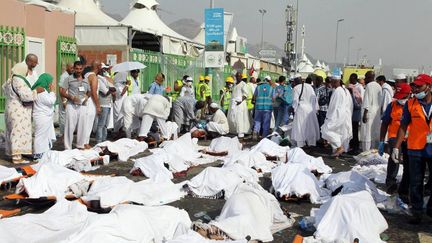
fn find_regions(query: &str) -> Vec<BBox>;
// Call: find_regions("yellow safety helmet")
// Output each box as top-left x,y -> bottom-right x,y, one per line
241,73 -> 248,79
199,75 -> 205,81
226,76 -> 234,84
313,69 -> 327,80
205,75 -> 211,81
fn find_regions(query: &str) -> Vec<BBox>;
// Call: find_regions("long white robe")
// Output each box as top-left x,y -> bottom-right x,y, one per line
381,83 -> 394,113
207,109 -> 229,135
227,81 -> 251,136
33,91 -> 57,155
291,83 -> 319,147
121,94 -> 151,138
113,72 -> 128,132
321,86 -> 353,152
360,81 -> 382,151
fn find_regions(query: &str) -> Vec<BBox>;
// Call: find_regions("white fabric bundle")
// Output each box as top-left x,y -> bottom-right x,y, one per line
207,136 -> 242,155
185,164 -> 258,199
168,230 -> 247,243
16,163 -> 85,198
95,138 -> 148,162
250,138 -> 289,159
132,153 -> 186,182
223,150 -> 276,173
286,147 -> 332,174
311,191 -> 388,243
0,200 -> 192,243
39,149 -> 101,169
159,133 -> 202,162
323,171 -> 388,203
210,183 -> 294,242
80,177 -> 186,207
272,163 -> 330,204
353,150 -> 388,166
0,165 -> 21,185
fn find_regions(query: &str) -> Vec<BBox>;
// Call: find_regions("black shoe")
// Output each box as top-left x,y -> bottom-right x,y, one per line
408,214 -> 422,225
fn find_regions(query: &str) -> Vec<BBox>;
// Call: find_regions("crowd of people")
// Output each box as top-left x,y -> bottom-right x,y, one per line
2,53 -> 432,223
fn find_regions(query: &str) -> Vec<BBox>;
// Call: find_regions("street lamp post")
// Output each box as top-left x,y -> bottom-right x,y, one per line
259,9 -> 267,51
210,0 -> 214,8
294,0 -> 299,74
334,18 -> 344,65
356,48 -> 362,66
347,36 -> 354,65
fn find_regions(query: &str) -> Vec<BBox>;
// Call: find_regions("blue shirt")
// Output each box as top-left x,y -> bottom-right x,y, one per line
401,99 -> 432,158
149,81 -> 164,95
284,85 -> 293,106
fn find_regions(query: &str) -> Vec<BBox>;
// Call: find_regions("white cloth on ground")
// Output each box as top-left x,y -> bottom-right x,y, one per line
321,86 -> 353,151
323,171 -> 388,203
168,230 -> 247,243
291,83 -> 320,147
185,164 -> 259,199
272,163 -> 330,204
250,138 -> 289,159
210,183 -> 293,242
0,199 -> 192,243
16,163 -> 85,198
0,165 -> 22,184
286,147 -> 332,174
223,150 -> 275,173
352,164 -> 403,184
311,191 -> 388,243
95,138 -> 148,162
80,176 -> 186,207
39,149 -> 102,170
207,136 -> 242,155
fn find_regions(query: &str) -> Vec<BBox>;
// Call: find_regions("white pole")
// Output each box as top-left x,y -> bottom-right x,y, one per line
210,0 -> 214,8
334,19 -> 344,65
294,0 -> 299,74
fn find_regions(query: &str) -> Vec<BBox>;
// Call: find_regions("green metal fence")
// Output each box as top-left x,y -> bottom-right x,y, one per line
0,26 -> 26,112
56,36 -> 77,95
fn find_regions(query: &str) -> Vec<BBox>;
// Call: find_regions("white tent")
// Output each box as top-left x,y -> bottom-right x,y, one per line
193,23 -> 205,45
57,0 -> 119,26
314,60 -> 322,69
297,53 -> 314,78
57,0 -> 129,47
121,0 -> 202,56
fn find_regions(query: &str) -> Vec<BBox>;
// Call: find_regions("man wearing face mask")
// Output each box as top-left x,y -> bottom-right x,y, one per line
393,74 -> 432,224
378,83 -> 411,198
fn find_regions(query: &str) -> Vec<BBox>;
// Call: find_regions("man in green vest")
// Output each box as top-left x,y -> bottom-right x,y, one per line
201,75 -> 212,104
127,69 -> 141,95
220,76 -> 234,114
172,75 -> 187,101
196,75 -> 205,101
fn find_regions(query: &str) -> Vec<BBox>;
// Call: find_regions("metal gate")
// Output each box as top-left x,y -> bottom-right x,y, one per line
56,36 -> 77,86
0,26 -> 26,112
129,48 -> 161,92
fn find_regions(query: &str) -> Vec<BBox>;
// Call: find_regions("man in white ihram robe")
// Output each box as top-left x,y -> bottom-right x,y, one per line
321,77 -> 353,156
121,93 -> 152,138
360,71 -> 382,151
291,77 -> 320,147
228,72 -> 251,138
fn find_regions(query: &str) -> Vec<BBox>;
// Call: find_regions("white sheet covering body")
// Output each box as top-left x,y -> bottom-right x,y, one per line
186,164 -> 259,199
210,183 -> 293,242
321,86 -> 353,152
291,83 -> 320,147
207,136 -> 242,155
324,171 -> 388,203
0,200 -> 192,243
33,91 -> 57,155
0,165 -> 22,184
95,138 -> 148,162
311,191 -> 388,243
286,147 -> 332,174
223,150 -> 275,173
272,163 -> 329,204
250,138 -> 289,159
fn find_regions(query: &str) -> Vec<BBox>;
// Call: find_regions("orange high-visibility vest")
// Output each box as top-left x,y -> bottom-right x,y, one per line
388,101 -> 404,139
407,98 -> 432,150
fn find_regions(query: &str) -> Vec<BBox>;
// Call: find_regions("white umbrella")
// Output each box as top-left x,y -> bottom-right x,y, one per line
112,61 -> 147,73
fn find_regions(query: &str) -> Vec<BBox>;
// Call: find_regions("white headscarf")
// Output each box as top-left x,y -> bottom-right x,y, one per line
11,62 -> 28,78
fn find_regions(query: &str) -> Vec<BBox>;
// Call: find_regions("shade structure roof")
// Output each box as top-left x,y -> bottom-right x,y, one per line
57,0 -> 119,26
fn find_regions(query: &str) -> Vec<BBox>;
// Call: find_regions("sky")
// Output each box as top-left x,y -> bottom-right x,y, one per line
101,0 -> 432,71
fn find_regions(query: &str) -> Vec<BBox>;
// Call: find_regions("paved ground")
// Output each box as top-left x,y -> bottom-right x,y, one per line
0,135 -> 431,243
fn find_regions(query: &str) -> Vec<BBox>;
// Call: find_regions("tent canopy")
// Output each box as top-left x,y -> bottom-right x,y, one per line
57,0 -> 119,26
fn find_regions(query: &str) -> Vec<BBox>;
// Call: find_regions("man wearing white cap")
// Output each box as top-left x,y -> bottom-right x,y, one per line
206,103 -> 229,136
395,73 -> 407,85
180,76 -> 195,97
291,74 -> 320,147
321,76 -> 353,156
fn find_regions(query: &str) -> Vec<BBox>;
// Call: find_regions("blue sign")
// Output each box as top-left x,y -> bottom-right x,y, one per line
205,8 -> 224,52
